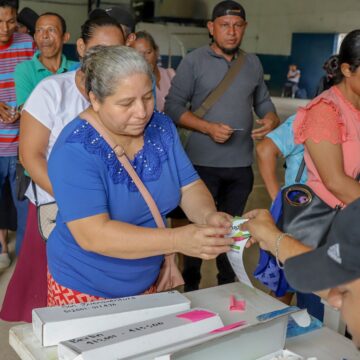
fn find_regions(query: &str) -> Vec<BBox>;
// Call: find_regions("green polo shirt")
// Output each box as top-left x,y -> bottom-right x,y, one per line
14,51 -> 78,105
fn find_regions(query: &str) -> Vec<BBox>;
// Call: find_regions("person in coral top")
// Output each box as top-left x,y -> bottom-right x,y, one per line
293,29 -> 360,209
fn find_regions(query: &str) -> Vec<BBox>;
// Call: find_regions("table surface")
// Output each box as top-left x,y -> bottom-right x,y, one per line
9,283 -> 360,360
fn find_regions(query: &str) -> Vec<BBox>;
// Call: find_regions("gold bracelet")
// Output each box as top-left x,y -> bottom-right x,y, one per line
275,233 -> 291,270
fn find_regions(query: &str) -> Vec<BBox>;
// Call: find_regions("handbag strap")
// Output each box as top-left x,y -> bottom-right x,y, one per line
193,50 -> 246,118
295,158 -> 306,183
83,113 -> 165,229
295,158 -> 360,183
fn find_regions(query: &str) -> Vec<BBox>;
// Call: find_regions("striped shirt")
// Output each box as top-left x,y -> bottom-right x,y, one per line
0,32 -> 34,156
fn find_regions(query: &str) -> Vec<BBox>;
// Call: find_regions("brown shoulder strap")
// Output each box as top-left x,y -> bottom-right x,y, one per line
83,112 -> 165,229
193,51 -> 246,118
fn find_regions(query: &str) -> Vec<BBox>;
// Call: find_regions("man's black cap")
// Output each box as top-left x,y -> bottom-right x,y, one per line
212,1 -> 246,21
88,6 -> 135,33
17,7 -> 39,36
285,197 -> 360,293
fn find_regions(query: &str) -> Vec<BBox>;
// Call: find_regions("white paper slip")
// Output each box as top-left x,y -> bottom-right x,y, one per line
32,291 -> 190,347
226,217 -> 250,238
227,237 -> 254,288
57,308 -> 223,360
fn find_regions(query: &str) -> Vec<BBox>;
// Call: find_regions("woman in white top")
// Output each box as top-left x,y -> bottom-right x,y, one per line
0,16 -> 125,323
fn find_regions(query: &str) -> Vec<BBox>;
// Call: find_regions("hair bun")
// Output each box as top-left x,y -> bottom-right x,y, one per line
324,55 -> 339,77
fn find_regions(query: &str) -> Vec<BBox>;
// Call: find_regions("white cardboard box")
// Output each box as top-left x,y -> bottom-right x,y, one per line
130,306 -> 309,360
57,308 -> 223,360
122,284 -> 311,360
32,291 -> 190,347
256,349 -> 304,359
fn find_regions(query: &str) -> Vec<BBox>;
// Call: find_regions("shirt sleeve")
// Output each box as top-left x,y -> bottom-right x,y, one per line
294,101 -> 343,145
48,143 -> 108,222
22,78 -> 56,130
266,115 -> 297,157
164,56 -> 195,124
14,62 -> 33,106
252,56 -> 276,118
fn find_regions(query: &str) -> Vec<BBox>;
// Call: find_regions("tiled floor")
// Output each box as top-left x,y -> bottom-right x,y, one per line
0,97 -> 306,359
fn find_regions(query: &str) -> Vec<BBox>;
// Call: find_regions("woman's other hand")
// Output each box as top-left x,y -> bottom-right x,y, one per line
173,224 -> 233,260
205,211 -> 233,228
241,209 -> 282,253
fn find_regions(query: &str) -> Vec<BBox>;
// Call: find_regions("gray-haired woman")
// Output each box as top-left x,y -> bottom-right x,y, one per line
46,45 -> 234,305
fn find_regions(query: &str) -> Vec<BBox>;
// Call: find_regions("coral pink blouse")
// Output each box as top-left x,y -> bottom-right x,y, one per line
156,67 -> 175,112
294,86 -> 360,208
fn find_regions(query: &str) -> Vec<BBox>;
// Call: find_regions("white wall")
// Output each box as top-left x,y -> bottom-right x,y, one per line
235,0 -> 360,55
155,0 -> 360,55
136,22 -> 208,61
19,0 -> 360,56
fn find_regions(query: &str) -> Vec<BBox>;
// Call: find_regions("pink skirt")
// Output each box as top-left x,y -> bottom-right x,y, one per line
0,202 -> 47,322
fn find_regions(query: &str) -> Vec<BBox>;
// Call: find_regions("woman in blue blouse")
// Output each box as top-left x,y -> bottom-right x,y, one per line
47,46 -> 234,305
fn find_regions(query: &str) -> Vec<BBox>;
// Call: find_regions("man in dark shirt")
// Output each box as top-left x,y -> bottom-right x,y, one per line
165,0 -> 279,291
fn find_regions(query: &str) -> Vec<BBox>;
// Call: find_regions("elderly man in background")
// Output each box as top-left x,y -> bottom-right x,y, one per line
15,12 -> 74,106
13,12 -> 75,254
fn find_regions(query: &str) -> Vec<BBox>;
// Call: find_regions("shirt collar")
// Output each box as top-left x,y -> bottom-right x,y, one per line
207,45 -> 240,62
33,51 -> 70,73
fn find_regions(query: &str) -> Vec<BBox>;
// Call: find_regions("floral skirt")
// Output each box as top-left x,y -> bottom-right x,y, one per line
47,271 -> 157,306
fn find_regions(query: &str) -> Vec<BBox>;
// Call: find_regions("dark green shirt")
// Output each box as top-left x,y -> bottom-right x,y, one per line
14,51 -> 78,105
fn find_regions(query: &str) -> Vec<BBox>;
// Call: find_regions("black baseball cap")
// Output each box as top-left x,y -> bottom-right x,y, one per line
212,1 -> 246,21
285,197 -> 360,293
17,7 -> 39,35
89,6 -> 135,32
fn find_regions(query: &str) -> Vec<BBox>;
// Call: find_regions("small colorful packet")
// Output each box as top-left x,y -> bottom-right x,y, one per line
226,216 -> 250,239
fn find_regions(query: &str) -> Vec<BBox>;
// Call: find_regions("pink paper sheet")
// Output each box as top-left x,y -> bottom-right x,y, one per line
210,321 -> 247,333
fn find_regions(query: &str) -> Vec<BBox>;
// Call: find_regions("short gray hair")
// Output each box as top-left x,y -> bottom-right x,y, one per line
81,45 -> 153,102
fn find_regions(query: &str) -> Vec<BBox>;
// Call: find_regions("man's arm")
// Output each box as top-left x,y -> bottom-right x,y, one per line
256,137 -> 282,200
252,57 -> 280,140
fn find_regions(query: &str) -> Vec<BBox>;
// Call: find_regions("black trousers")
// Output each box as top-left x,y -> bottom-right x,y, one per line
0,177 -> 17,230
182,165 -> 254,291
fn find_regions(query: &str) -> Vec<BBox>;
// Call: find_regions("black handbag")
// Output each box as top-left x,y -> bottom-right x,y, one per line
276,159 -> 345,248
15,160 -> 31,201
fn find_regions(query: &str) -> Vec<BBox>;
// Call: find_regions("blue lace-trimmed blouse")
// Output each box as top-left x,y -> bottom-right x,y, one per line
47,111 -> 199,298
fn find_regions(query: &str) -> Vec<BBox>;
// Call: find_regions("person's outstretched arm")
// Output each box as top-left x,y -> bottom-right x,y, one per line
256,138 -> 282,200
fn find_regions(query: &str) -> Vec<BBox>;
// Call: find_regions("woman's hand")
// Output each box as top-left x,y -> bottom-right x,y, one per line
173,224 -> 234,260
241,209 -> 282,253
205,211 -> 233,228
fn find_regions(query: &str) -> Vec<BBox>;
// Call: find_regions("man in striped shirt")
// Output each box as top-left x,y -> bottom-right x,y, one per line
0,0 -> 34,269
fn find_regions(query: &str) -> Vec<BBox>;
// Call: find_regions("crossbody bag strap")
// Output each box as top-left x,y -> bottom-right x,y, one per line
295,158 -> 306,183
295,158 -> 360,183
84,113 -> 165,229
193,50 -> 246,118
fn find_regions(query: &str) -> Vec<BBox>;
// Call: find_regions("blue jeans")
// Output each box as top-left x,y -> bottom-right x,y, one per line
0,156 -> 29,255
